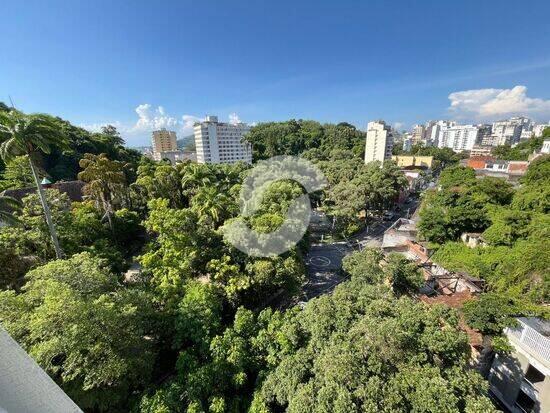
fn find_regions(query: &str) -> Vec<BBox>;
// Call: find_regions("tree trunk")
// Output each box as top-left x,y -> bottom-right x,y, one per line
28,156 -> 64,259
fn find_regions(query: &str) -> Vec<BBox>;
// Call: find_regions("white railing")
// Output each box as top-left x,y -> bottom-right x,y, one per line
506,319 -> 550,363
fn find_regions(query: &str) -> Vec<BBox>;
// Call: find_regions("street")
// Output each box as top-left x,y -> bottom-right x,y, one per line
301,197 -> 420,301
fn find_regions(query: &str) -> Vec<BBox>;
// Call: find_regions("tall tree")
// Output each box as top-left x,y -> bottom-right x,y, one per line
0,195 -> 21,226
0,110 -> 67,258
78,153 -> 128,231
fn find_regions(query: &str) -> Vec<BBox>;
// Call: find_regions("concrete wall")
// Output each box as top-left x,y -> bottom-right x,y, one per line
0,327 -> 82,413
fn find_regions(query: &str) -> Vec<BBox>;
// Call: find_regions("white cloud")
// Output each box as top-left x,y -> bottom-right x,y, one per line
80,104 -> 248,145
79,121 -> 123,133
228,113 -> 241,124
448,85 -> 550,121
131,104 -> 179,133
181,115 -> 203,134
393,122 -> 404,131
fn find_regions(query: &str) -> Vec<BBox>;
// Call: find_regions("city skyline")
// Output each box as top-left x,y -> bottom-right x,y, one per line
2,1 -> 550,146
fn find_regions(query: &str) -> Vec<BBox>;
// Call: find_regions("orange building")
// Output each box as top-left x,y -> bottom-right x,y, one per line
467,156 -> 493,170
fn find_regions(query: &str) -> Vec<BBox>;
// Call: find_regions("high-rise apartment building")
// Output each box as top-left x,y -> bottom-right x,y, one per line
152,129 -> 178,153
437,124 -> 479,152
411,124 -> 426,145
428,120 -> 456,147
194,116 -> 252,164
490,117 -> 533,146
364,120 -> 394,164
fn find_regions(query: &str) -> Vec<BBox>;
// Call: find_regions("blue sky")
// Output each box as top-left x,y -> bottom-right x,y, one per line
2,0 -> 550,146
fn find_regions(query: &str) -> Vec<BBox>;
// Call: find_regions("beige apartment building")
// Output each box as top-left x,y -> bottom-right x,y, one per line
364,120 -> 394,164
152,129 -> 178,153
391,155 -> 434,169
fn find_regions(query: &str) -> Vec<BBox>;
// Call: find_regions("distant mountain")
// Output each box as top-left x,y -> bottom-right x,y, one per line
177,134 -> 195,150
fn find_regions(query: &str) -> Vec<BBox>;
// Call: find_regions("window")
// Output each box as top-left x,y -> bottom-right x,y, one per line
525,365 -> 545,386
515,390 -> 536,413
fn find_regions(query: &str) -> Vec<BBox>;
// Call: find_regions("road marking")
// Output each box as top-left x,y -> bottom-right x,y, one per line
309,256 -> 331,267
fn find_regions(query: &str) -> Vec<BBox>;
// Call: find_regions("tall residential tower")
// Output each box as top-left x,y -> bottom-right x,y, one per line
364,121 -> 394,164
152,129 -> 178,153
194,116 -> 252,164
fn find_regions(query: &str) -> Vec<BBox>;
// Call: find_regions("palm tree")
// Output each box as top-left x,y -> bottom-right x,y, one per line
180,163 -> 214,196
0,110 -> 67,258
191,186 -> 235,226
0,195 -> 21,226
78,153 -> 128,231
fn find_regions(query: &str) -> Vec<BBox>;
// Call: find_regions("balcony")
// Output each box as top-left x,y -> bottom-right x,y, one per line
506,318 -> 550,365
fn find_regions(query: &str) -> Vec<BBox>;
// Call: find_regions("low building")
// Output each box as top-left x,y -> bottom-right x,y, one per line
470,145 -> 493,158
467,156 -> 494,170
381,218 -> 418,251
0,180 -> 85,203
485,159 -> 509,173
461,232 -> 486,248
542,140 -> 550,154
391,155 -> 434,169
488,317 -> 550,413
508,161 -> 530,176
152,150 -> 196,164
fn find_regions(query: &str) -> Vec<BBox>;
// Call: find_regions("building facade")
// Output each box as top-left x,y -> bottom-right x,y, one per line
411,124 -> 426,145
488,317 -> 550,413
490,117 -> 533,146
391,155 -> 434,169
534,124 -> 550,138
437,124 -> 479,152
470,145 -> 493,158
152,129 -> 178,154
364,120 -> 394,164
194,115 -> 252,164
429,120 -> 456,147
152,150 -> 195,164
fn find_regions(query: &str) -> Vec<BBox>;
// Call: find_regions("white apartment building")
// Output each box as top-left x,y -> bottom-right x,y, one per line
364,120 -> 394,164
488,318 -> 550,413
437,124 -> 479,152
534,123 -> 550,137
152,129 -> 178,153
429,120 -> 456,147
542,139 -> 550,154
194,116 -> 252,164
491,117 -> 533,146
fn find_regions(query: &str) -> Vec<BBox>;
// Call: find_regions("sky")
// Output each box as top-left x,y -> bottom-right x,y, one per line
2,0 -> 550,146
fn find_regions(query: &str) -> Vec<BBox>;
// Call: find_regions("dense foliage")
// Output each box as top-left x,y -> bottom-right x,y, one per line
0,102 -> 141,183
0,108 -> 522,412
419,157 -> 550,334
245,120 -> 366,161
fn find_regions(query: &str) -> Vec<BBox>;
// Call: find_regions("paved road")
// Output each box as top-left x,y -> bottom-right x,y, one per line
301,198 -> 420,301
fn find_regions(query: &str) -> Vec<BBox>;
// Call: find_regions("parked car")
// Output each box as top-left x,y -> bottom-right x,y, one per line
383,212 -> 394,221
